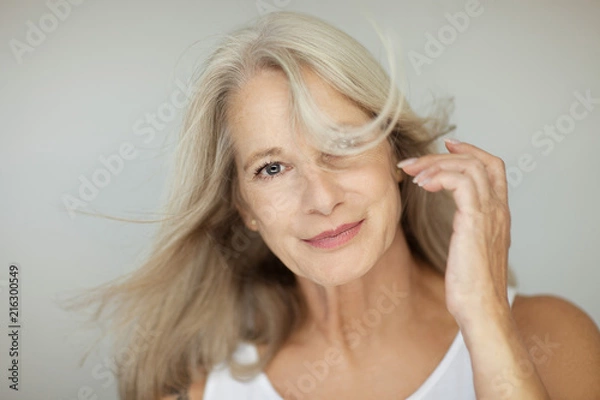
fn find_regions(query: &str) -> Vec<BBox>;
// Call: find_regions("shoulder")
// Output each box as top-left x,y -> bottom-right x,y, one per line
511,293 -> 600,399
511,293 -> 600,342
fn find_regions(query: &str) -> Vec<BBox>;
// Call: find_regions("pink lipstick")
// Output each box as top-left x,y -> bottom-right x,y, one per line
302,219 -> 364,249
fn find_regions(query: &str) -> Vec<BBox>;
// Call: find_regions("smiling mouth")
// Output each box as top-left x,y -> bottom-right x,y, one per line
302,219 -> 365,249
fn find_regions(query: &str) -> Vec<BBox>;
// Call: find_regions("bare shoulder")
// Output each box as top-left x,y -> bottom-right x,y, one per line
511,293 -> 600,339
511,293 -> 600,399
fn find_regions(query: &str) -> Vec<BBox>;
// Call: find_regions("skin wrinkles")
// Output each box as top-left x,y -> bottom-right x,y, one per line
225,66 -> 455,399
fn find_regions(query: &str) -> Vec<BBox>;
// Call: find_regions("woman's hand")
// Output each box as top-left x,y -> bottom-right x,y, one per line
397,138 -> 512,329
398,138 -> 554,399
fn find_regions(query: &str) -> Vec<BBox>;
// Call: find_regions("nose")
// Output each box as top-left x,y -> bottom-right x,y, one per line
299,165 -> 345,216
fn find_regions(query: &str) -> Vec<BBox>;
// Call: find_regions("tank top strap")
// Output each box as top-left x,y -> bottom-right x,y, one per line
507,285 -> 518,308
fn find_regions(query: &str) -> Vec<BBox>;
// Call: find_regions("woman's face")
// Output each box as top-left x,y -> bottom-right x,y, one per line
228,67 -> 404,286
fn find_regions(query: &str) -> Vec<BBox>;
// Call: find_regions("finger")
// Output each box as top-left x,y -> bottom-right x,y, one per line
415,169 -> 481,214
444,140 -> 509,204
411,157 -> 493,206
397,153 -> 471,173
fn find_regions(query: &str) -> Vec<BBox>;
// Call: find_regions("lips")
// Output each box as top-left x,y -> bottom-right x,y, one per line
304,219 -> 364,242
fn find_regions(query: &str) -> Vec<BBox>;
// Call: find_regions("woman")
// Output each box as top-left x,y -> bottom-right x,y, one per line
69,10 -> 600,400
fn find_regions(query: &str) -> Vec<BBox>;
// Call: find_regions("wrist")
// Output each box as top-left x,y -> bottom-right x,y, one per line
454,302 -> 514,343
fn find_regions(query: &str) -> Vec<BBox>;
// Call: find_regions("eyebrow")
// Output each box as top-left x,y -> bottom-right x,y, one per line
243,147 -> 284,172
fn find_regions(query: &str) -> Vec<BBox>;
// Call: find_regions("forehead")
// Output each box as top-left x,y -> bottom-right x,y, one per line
226,67 -> 370,156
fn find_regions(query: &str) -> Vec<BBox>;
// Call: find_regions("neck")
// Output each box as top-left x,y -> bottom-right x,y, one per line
293,227 -> 441,363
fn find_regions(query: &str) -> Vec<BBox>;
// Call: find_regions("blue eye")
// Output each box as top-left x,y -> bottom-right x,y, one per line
254,161 -> 285,180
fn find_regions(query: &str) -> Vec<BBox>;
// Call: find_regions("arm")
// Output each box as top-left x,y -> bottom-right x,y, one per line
461,299 -> 551,399
462,293 -> 600,399
398,140 -> 600,398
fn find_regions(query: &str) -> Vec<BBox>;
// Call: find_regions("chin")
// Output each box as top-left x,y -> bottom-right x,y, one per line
308,262 -> 373,287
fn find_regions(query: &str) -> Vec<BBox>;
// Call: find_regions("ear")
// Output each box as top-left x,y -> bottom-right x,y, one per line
387,143 -> 404,184
239,209 -> 258,232
231,176 -> 256,231
395,165 -> 404,184
234,196 -> 258,232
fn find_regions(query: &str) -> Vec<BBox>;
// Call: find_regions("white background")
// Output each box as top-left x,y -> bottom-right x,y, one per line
1,0 -> 599,398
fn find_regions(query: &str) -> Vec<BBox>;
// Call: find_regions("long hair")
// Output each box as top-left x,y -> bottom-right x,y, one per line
61,10 -> 516,399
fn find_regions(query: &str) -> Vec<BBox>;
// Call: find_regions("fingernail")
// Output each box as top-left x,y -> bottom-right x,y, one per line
396,157 -> 418,168
412,170 -> 428,184
418,178 -> 431,187
444,137 -> 461,145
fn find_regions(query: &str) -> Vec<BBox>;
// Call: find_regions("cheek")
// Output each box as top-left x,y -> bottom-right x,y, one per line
348,164 -> 397,204
359,166 -> 402,228
381,170 -> 402,213
243,186 -> 296,229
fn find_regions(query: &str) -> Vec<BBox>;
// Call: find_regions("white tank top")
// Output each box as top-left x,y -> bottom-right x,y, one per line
205,286 -> 518,399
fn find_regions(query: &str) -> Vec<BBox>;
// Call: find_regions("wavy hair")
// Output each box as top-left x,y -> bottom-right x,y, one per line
62,10 -> 516,400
